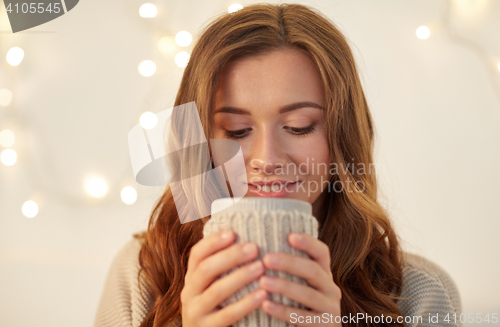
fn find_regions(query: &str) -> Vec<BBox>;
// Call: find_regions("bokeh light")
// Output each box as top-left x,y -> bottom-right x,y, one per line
1,148 -> 17,166
140,112 -> 158,129
138,60 -> 156,77
175,31 -> 192,47
416,26 -> 430,40
6,47 -> 24,66
175,51 -> 190,68
158,36 -> 176,54
84,176 -> 108,198
228,3 -> 243,13
139,3 -> 157,18
121,186 -> 138,205
22,200 -> 39,218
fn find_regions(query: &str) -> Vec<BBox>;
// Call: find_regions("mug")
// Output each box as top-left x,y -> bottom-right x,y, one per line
203,197 -> 319,327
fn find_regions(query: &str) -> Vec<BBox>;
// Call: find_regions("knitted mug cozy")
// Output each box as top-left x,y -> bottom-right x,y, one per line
203,197 -> 319,327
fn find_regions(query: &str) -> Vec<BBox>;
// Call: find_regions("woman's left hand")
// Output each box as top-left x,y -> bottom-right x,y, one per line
259,233 -> 342,326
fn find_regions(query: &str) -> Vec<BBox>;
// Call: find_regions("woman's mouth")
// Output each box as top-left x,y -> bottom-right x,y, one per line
247,181 -> 300,198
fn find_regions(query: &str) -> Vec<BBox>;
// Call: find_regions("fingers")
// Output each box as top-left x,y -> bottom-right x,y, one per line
259,275 -> 332,313
187,230 -> 235,273
183,231 -> 235,301
206,289 -> 268,327
288,233 -> 331,273
199,260 -> 265,312
262,300 -> 326,327
189,242 -> 260,295
263,251 -> 330,293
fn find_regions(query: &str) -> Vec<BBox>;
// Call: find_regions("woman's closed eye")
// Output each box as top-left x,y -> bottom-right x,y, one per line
223,124 -> 316,140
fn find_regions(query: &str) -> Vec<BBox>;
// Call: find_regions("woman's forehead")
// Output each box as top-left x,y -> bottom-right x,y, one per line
215,49 -> 325,110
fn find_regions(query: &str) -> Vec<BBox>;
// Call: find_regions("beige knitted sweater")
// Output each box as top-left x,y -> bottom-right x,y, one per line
94,237 -> 462,327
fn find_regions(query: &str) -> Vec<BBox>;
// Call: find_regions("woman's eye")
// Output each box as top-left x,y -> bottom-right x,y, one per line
223,124 -> 316,140
285,124 -> 316,137
224,128 -> 251,140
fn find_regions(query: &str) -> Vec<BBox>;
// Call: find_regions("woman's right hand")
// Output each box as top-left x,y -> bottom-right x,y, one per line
181,230 -> 267,327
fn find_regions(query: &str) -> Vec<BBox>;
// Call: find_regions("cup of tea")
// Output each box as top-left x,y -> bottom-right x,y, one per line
203,197 -> 319,327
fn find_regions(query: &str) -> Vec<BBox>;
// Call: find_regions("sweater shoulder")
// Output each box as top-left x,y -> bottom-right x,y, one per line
94,236 -> 155,327
398,252 -> 463,327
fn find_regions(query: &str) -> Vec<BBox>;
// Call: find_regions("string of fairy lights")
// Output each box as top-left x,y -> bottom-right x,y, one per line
0,1 -> 499,219
0,3 -> 245,218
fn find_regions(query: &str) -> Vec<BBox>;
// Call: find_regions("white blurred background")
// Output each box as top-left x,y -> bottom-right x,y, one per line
0,0 -> 499,326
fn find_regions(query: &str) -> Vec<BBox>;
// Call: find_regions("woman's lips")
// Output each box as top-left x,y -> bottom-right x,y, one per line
247,181 -> 300,198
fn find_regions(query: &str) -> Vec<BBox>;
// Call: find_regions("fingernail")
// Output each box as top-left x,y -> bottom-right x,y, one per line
249,261 -> 263,273
243,243 -> 256,255
264,253 -> 278,265
264,300 -> 276,311
290,233 -> 303,243
260,276 -> 275,287
254,290 -> 267,301
221,230 -> 233,240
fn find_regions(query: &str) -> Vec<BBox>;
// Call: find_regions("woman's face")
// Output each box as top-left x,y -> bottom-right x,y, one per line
212,48 -> 331,218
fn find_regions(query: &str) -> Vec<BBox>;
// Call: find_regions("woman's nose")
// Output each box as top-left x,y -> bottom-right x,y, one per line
249,128 -> 287,175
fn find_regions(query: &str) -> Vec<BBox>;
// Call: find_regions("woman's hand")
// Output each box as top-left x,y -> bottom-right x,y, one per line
259,233 -> 342,326
181,230 -> 268,327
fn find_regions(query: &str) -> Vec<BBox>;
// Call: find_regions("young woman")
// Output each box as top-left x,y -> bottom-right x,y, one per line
94,3 -> 462,327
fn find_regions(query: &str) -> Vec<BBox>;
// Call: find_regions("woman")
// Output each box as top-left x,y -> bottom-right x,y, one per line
94,3 -> 462,327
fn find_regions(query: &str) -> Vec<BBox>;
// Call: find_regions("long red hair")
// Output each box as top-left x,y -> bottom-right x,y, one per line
134,3 -> 404,327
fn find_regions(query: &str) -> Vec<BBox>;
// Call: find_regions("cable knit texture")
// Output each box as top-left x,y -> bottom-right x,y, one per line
202,208 -> 319,327
94,238 -> 157,327
94,238 -> 462,327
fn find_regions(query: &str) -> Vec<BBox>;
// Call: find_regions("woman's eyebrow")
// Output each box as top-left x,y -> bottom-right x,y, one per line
214,101 -> 324,115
